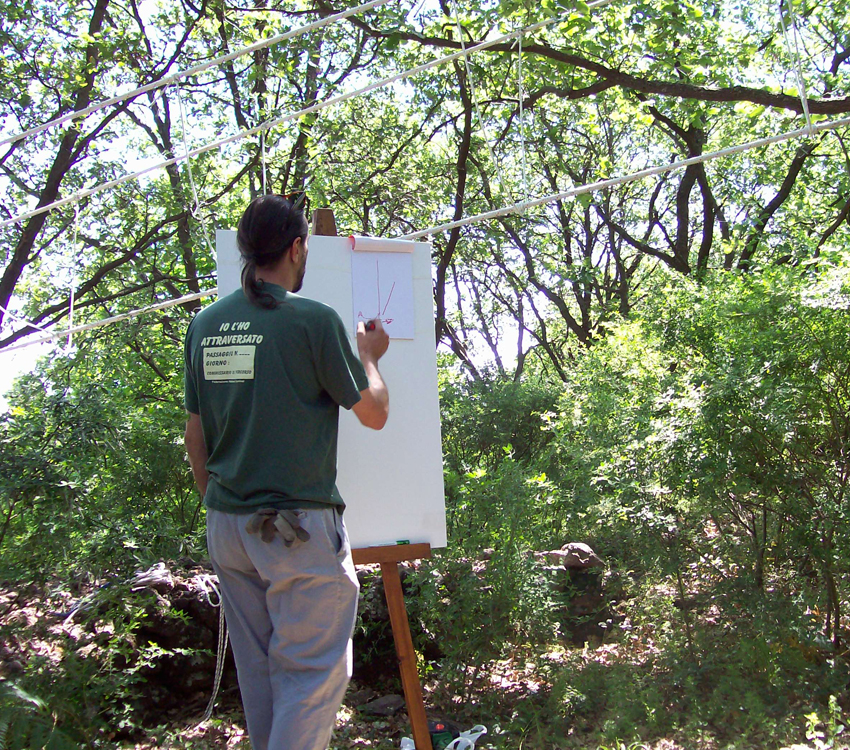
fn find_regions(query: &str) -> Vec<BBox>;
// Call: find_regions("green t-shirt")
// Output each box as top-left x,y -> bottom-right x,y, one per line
184,283 -> 369,514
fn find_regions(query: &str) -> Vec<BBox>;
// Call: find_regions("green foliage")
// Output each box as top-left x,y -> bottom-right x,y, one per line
0,682 -> 80,750
441,375 -> 563,544
531,262 -> 850,630
1,0 -> 850,743
1,581 -> 209,745
4,257 -> 850,747
404,374 -> 563,694
804,695 -> 847,750
0,334 -> 201,582
415,259 -> 850,748
652,264 -> 850,623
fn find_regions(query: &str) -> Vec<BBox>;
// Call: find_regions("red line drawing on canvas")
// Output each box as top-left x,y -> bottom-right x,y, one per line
358,260 -> 396,325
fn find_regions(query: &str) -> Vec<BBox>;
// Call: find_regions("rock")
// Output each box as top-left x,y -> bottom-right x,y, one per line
560,543 -> 604,569
534,543 -> 604,569
346,686 -> 377,707
534,549 -> 567,566
360,694 -> 405,716
129,561 -> 173,593
559,567 -> 610,646
538,550 -> 611,647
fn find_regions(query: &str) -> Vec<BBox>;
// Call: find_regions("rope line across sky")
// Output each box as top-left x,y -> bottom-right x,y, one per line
5,111 -> 850,356
0,0 -> 618,230
0,0 -> 396,150
1,291 -> 215,354
400,115 -> 850,240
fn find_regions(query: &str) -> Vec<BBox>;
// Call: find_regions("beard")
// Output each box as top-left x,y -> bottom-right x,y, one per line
293,256 -> 307,293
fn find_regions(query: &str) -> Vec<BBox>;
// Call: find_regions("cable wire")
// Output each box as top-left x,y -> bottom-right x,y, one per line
5,114 -> 848,356
175,83 -> 215,254
257,93 -> 269,195
5,114 -> 849,355
67,203 -> 79,350
517,28 -> 528,201
261,129 -> 268,195
778,0 -> 815,137
452,0 -> 514,202
0,302 -> 47,333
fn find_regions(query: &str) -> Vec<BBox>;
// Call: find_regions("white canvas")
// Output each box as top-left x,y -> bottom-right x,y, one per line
215,231 -> 447,550
215,229 -> 242,297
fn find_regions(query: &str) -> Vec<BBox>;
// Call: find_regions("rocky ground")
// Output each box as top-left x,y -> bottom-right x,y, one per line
4,549 -> 817,750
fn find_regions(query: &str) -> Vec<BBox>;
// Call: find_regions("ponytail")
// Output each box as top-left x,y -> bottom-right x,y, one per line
236,195 -> 309,309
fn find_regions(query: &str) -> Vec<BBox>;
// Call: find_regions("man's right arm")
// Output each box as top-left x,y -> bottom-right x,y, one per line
352,320 -> 389,430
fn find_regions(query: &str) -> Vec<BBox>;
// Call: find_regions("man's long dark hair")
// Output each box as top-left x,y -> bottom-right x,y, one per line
237,195 -> 309,309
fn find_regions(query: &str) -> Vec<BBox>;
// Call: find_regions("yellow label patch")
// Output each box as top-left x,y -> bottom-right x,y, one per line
203,346 -> 256,381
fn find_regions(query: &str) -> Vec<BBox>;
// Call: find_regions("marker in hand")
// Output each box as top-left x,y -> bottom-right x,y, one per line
357,318 -> 389,362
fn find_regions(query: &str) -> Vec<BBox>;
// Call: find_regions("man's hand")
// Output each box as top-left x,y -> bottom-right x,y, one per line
352,319 -> 390,430
356,319 -> 389,363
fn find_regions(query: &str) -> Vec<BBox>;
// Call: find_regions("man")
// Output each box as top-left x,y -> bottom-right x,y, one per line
184,195 -> 389,750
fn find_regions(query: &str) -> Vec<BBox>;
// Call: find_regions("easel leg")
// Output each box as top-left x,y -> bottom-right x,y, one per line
380,562 -> 434,750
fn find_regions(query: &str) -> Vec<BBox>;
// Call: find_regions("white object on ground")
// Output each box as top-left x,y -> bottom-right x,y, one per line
400,725 -> 487,750
445,725 -> 488,750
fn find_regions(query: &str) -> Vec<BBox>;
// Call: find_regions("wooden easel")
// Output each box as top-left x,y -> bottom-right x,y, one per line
313,208 -> 435,750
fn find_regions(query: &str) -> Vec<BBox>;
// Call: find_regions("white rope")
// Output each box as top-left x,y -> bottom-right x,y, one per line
452,0 -> 513,202
194,575 -> 221,607
261,129 -> 268,195
517,28 -> 528,200
399,114 -> 850,240
256,93 -> 269,195
0,302 -> 47,332
778,0 -> 815,137
0,0 -> 397,150
175,84 -> 215,254
67,286 -> 75,350
0,289 -> 214,354
0,0 -> 617,230
201,602 -> 228,723
194,574 -> 228,725
67,203 -> 79,350
254,94 -> 268,195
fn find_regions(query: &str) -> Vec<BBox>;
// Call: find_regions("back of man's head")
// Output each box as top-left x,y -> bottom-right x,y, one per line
238,195 -> 309,308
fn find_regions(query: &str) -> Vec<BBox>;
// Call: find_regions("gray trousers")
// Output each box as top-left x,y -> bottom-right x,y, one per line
207,507 -> 360,750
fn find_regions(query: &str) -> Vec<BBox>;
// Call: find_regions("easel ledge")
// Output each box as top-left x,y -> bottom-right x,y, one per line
312,207 -> 435,750
353,543 -> 431,566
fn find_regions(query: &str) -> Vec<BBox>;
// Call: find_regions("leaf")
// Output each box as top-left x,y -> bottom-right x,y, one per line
384,32 -> 403,50
0,683 -> 46,711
